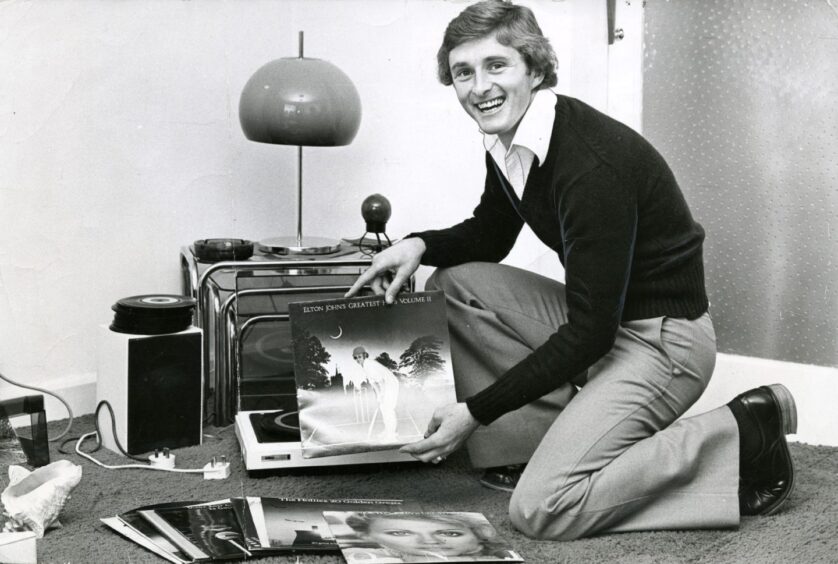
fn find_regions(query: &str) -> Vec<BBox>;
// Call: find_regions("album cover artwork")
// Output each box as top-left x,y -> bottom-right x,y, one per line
139,500 -> 251,561
289,290 -> 456,458
100,517 -> 187,564
229,497 -> 262,553
322,511 -> 524,563
121,511 -> 195,562
101,501 -> 204,564
243,497 -> 405,552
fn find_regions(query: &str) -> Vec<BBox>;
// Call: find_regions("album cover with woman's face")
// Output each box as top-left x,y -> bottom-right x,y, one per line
322,511 -> 524,563
241,496 -> 405,552
289,291 -> 457,458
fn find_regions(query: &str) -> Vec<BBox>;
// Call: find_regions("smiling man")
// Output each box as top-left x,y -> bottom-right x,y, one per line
346,0 -> 797,541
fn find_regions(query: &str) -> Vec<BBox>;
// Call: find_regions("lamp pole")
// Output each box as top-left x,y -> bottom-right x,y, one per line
296,30 -> 304,247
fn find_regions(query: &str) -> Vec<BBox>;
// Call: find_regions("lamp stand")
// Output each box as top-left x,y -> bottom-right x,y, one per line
257,31 -> 343,256
258,145 -> 342,255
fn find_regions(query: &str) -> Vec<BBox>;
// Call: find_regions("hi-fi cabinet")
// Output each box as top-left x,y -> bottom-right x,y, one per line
180,245 -> 415,471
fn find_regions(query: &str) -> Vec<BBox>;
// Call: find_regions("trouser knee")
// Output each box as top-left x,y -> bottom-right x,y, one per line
509,482 -> 584,541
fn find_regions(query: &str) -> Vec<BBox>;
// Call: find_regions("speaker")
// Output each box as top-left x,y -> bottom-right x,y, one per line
96,325 -> 203,455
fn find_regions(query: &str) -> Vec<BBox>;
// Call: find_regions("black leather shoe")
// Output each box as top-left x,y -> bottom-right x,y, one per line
478,464 -> 525,493
729,384 -> 797,516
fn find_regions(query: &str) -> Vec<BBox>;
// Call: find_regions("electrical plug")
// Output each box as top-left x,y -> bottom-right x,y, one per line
149,448 -> 176,469
203,455 -> 231,480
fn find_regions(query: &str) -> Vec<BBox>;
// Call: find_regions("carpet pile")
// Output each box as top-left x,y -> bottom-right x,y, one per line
4,416 -> 836,563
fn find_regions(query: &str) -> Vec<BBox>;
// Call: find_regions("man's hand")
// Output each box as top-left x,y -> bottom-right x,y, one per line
399,403 -> 480,464
345,237 -> 426,304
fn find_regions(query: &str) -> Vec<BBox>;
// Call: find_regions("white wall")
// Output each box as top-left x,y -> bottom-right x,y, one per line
0,1 -> 613,397
3,1 -> 834,447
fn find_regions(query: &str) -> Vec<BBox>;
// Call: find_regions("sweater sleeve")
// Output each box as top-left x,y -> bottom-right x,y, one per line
466,165 -> 638,425
406,156 -> 524,267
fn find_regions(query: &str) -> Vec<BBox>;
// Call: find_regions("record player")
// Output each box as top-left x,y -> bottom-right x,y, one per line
235,409 -> 415,472
230,263 -> 416,472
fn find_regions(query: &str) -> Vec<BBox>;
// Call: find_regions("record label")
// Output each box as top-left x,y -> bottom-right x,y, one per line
139,296 -> 181,305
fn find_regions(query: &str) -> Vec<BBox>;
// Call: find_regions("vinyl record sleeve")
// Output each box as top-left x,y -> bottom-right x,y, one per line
103,500 -> 204,563
100,517 -> 188,564
140,501 -> 251,561
244,496 -> 405,552
229,497 -> 262,553
323,511 -> 524,563
289,291 -> 457,458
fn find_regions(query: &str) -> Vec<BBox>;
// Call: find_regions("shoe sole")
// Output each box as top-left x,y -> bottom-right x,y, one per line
478,477 -> 516,493
762,383 -> 797,516
766,383 -> 798,435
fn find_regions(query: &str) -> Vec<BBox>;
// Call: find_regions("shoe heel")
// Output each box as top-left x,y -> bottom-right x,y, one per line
767,384 -> 798,435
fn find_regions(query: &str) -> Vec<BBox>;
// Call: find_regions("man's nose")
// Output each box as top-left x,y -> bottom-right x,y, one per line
472,70 -> 492,96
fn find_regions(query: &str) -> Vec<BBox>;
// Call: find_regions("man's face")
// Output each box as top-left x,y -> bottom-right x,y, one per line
353,353 -> 365,366
448,34 -> 543,145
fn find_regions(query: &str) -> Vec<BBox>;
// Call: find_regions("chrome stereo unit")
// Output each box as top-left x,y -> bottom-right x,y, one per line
180,244 -> 414,471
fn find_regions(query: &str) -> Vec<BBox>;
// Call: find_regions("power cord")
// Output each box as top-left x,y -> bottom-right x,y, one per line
0,372 -> 230,478
0,369 -> 74,441
87,400 -> 147,461
71,400 -> 229,478
73,432 -> 206,474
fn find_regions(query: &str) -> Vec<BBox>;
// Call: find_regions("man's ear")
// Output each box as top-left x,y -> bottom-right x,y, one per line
531,71 -> 544,91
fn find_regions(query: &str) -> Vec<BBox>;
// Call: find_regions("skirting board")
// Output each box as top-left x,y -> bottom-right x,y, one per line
681,353 -> 838,447
4,354 -> 836,446
0,372 -> 97,428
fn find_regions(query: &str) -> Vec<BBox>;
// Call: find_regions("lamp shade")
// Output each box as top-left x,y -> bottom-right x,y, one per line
239,57 -> 362,146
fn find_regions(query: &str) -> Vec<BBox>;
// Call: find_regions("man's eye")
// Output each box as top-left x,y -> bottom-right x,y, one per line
453,68 -> 472,80
489,62 -> 506,72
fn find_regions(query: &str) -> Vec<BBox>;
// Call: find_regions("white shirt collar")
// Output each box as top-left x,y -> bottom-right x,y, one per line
482,88 -> 557,165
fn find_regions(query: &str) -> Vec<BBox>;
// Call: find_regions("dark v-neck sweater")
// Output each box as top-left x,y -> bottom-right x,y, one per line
409,95 -> 708,425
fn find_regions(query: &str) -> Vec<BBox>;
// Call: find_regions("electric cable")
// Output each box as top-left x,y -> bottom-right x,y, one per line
71,400 -> 212,475
0,369 -> 74,441
73,432 -> 205,473
88,400 -> 147,462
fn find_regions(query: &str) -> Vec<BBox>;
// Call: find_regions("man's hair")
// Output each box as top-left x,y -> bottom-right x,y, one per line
436,0 -> 558,88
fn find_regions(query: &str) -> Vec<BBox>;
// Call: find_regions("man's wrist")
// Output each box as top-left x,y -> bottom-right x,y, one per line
401,234 -> 427,253
462,398 -> 486,427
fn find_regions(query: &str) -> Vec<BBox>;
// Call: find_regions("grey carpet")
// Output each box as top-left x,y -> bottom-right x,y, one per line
6,415 -> 837,564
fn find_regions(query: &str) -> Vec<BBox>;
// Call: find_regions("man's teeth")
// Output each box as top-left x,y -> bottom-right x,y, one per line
477,98 -> 504,112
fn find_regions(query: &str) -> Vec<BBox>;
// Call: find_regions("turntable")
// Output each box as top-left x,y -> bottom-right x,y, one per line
235,408 -> 414,472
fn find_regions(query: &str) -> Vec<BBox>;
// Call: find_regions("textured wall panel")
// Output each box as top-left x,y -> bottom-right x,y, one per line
644,0 -> 837,367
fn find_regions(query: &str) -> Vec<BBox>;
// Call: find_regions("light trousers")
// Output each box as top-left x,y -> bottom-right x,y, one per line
426,262 -> 740,540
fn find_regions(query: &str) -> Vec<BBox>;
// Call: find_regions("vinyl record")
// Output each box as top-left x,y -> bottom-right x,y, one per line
258,410 -> 300,441
252,332 -> 295,365
110,294 -> 196,335
275,410 -> 299,431
115,294 -> 196,311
